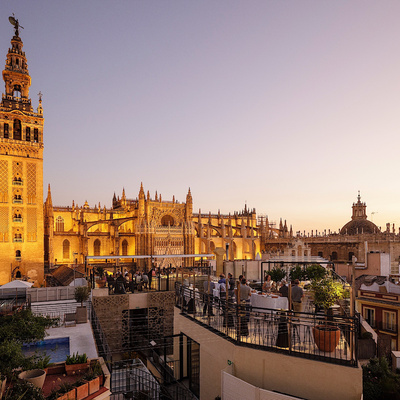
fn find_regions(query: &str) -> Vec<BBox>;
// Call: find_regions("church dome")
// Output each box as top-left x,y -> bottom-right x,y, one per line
340,219 -> 379,235
340,193 -> 380,235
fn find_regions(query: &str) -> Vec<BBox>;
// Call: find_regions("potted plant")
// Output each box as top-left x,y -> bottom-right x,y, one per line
55,382 -> 76,400
311,277 -> 345,352
83,361 -> 103,395
18,368 -> 47,390
74,286 -> 90,323
75,378 -> 89,400
65,352 -> 89,376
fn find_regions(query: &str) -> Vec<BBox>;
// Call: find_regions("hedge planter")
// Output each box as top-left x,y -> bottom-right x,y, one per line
58,389 -> 76,400
75,381 -> 89,400
312,325 -> 340,352
88,376 -> 100,395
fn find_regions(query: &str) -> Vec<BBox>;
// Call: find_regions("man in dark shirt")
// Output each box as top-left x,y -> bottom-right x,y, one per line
278,280 -> 288,298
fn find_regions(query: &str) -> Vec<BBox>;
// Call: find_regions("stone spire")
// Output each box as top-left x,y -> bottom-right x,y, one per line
2,18 -> 33,113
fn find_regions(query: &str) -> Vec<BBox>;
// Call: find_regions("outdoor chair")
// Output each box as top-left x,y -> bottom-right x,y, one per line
64,312 -> 76,327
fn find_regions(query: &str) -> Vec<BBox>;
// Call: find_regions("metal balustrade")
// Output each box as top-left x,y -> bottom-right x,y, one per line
175,282 -> 359,367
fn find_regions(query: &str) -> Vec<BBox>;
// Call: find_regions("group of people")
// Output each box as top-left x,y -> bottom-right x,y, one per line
262,274 -> 304,312
106,269 -> 153,294
199,273 -> 305,336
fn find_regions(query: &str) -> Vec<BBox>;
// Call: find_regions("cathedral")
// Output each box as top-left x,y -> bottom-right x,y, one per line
43,184 -> 261,273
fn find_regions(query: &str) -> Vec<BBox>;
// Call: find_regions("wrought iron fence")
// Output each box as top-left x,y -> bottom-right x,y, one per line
175,282 -> 359,367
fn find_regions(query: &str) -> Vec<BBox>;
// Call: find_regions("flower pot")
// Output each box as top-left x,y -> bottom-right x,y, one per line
75,381 -> 88,400
312,325 -> 340,352
18,369 -> 47,389
58,389 -> 76,400
88,376 -> 100,395
65,362 -> 89,376
75,306 -> 87,324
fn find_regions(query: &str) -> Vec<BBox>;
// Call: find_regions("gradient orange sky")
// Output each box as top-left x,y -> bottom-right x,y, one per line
1,1 -> 399,233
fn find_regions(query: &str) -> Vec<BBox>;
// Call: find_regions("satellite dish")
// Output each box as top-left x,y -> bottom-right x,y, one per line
9,16 -> 16,26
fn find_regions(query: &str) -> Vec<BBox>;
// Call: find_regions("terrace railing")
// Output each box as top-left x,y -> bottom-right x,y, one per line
175,282 -> 358,367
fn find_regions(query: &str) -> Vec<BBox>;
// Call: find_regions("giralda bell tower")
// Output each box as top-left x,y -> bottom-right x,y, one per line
0,17 -> 44,285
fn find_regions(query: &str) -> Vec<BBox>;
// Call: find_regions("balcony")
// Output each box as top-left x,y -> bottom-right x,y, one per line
13,218 -> 22,223
175,282 -> 359,367
12,181 -> 23,186
13,199 -> 23,204
13,238 -> 23,243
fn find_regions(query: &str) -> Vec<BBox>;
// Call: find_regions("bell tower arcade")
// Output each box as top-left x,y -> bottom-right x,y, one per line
0,17 -> 44,285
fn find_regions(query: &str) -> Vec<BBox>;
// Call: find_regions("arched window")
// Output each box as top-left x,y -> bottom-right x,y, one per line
4,123 -> 9,139
55,216 -> 64,232
318,251 -> 323,257
122,240 -> 128,256
161,215 -> 174,226
13,119 -> 21,140
16,250 -> 21,260
348,252 -> 355,262
25,127 -> 30,141
34,128 -> 39,142
331,251 -> 338,261
13,84 -> 21,98
94,239 -> 101,256
63,239 -> 70,259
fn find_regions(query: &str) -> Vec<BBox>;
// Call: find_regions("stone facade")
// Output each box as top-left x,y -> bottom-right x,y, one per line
44,185 -> 263,270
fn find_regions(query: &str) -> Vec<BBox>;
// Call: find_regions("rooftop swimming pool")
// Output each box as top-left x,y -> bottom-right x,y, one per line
22,337 -> 70,363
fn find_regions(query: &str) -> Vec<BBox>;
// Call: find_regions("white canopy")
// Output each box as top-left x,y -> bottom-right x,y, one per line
1,280 -> 34,289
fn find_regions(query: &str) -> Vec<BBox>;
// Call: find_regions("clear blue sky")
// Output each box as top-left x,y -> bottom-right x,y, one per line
1,1 -> 400,233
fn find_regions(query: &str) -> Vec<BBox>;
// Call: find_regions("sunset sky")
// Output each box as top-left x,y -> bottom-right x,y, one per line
1,1 -> 400,233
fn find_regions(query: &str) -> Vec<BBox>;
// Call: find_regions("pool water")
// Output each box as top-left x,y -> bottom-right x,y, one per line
22,337 -> 70,363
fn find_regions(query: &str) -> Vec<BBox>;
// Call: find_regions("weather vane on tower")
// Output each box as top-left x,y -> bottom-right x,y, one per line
9,14 -> 24,37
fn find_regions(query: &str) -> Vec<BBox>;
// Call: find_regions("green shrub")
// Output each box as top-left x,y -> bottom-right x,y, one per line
66,352 -> 87,365
361,331 -> 374,340
268,267 -> 286,283
3,379 -> 45,400
363,357 -> 400,400
289,266 -> 306,282
74,286 -> 90,306
311,277 -> 345,312
83,361 -> 102,381
305,264 -> 326,281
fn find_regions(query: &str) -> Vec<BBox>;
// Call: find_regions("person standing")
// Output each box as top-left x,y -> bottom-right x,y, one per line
236,278 -> 251,336
291,279 -> 304,317
203,279 -> 215,316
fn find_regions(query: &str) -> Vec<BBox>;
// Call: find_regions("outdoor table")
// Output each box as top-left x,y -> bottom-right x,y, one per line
250,293 -> 289,311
